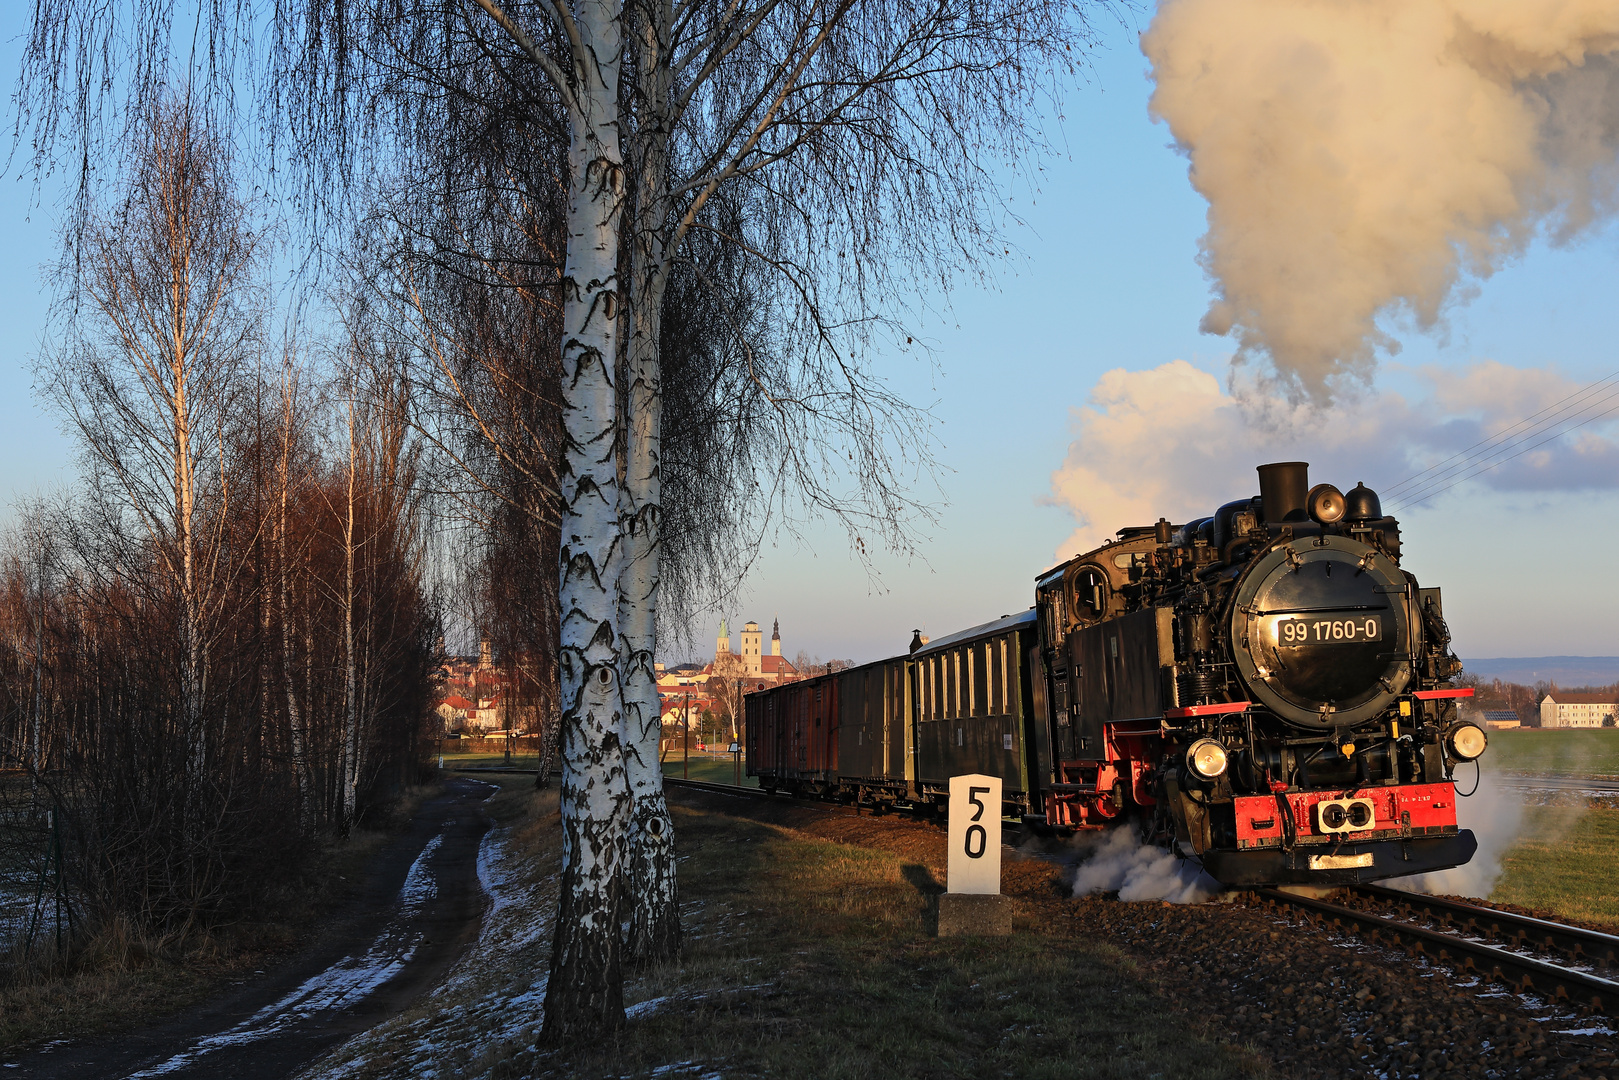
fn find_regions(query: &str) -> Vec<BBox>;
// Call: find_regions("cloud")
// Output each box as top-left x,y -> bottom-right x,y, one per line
1142,0 -> 1619,399
1048,359 -> 1619,559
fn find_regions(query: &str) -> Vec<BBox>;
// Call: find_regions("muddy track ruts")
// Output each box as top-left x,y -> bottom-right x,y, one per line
2,776 -> 497,1080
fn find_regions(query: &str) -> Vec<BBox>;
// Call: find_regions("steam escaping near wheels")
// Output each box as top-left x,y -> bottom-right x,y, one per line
1386,768 -> 1529,899
1068,828 -> 1222,904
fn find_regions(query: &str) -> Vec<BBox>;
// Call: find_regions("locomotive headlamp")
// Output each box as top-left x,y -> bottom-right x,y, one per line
1186,738 -> 1229,780
1306,483 -> 1347,524
1446,722 -> 1488,761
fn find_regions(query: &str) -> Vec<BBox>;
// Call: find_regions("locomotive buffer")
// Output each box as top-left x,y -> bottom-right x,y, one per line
938,774 -> 1012,936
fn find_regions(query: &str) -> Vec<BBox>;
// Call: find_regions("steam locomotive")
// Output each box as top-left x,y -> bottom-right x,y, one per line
744,461 -> 1485,885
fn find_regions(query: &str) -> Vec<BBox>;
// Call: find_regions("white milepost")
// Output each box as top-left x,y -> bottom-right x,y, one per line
947,774 -> 1002,895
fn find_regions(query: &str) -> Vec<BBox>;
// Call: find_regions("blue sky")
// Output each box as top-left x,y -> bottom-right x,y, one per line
0,9 -> 1614,669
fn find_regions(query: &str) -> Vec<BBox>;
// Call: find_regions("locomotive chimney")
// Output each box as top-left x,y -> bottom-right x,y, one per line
1257,461 -> 1310,524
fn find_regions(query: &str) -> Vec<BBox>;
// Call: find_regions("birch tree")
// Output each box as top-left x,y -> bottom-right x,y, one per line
45,97 -> 261,832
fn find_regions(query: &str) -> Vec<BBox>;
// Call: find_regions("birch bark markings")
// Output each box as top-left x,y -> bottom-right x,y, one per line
541,0 -> 634,1039
621,0 -> 680,964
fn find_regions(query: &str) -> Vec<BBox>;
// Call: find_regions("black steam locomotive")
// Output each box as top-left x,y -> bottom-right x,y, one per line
745,462 -> 1484,886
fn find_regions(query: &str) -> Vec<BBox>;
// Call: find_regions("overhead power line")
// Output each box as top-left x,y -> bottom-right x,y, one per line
1383,369 -> 1619,513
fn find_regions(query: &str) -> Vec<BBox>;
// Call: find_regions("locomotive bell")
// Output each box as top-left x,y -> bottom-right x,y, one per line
1344,481 -> 1383,521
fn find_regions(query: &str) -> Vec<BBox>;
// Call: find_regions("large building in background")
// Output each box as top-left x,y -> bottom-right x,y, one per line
1539,692 -> 1617,729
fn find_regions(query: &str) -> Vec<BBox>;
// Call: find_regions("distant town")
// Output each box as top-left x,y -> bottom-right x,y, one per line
431,618 -> 877,750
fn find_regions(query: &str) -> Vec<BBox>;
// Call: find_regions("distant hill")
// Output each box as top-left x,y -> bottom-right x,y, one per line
1461,656 -> 1619,688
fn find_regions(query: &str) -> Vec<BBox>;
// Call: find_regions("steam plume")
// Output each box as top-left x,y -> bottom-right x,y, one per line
1070,826 -> 1221,903
1388,767 -> 1527,898
1143,1 -> 1619,398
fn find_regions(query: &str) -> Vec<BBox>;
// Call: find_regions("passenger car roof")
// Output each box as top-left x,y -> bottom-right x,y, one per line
914,609 -> 1037,658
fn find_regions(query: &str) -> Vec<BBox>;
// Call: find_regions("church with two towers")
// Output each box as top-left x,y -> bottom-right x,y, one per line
704,618 -> 800,686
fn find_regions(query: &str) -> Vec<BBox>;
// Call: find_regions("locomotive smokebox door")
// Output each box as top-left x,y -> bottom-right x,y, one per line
1230,534 -> 1413,729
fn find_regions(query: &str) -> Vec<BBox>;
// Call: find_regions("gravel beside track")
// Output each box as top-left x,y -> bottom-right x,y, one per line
1252,887 -> 1619,1018
670,779 -> 1619,1080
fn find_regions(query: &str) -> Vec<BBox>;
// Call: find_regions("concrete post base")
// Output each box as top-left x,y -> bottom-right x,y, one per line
936,892 -> 1011,937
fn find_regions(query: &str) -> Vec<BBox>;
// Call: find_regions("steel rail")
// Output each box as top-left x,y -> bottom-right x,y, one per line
663,776 -> 773,799
1351,884 -> 1619,969
1254,887 -> 1619,1015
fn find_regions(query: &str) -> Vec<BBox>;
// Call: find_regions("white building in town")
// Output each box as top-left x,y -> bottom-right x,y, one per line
1539,692 -> 1617,728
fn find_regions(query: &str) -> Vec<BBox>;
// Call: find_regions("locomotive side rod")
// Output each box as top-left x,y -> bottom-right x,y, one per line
1349,883 -> 1619,970
1253,887 -> 1619,1016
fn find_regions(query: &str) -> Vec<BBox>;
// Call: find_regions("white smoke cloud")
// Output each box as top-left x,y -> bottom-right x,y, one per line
1387,767 -> 1527,898
1142,0 -> 1619,398
1069,825 -> 1222,903
1048,358 -> 1619,558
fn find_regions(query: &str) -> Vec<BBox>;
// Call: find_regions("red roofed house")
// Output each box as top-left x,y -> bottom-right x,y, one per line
436,694 -> 474,730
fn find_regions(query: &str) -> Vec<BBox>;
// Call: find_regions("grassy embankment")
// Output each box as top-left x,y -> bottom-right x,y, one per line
440,746 -> 758,787
660,754 -> 758,786
325,781 -> 1269,1080
436,739 -> 544,770
1492,805 -> 1619,928
0,781 -> 443,1054
1477,730 -> 1619,924
1484,727 -> 1619,775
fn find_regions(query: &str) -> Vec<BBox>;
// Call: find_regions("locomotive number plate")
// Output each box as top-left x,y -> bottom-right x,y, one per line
1275,615 -> 1382,645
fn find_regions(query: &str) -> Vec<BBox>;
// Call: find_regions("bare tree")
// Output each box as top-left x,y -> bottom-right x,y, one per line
45,96 -> 261,830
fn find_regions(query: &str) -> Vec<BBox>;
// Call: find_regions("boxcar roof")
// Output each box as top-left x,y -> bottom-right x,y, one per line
914,608 -> 1036,658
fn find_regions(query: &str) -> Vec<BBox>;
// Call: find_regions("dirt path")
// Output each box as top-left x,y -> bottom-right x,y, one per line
2,776 -> 498,1080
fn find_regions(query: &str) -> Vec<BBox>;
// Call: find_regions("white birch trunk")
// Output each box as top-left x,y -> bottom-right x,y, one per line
541,0 -> 633,1040
620,0 -> 679,962
277,388 -> 311,826
341,397 -> 361,834
173,334 -> 207,836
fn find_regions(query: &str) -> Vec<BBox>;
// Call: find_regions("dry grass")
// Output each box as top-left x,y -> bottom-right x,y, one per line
1492,805 -> 1619,927
354,788 -> 1269,1080
0,780 -> 445,1053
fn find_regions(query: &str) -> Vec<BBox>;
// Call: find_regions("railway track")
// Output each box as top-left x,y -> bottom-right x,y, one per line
1253,884 -> 1619,1016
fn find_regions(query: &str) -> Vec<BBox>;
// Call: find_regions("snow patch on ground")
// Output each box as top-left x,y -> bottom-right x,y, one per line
302,818 -> 563,1080
124,829 -> 450,1078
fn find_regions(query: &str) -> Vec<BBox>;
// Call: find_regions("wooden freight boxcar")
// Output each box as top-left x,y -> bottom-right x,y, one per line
745,609 -> 1047,817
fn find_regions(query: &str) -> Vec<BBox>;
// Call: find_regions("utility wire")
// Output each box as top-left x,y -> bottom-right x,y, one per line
1391,385 -> 1619,509
1386,371 -> 1619,511
1382,369 -> 1619,502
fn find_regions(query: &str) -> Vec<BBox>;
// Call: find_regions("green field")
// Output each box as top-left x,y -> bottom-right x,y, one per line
1493,805 -> 1619,927
1483,728 -> 1619,776
661,755 -> 758,787
436,745 -> 544,770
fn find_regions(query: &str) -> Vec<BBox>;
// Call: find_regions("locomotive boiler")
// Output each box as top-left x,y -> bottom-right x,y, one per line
745,461 -> 1485,887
